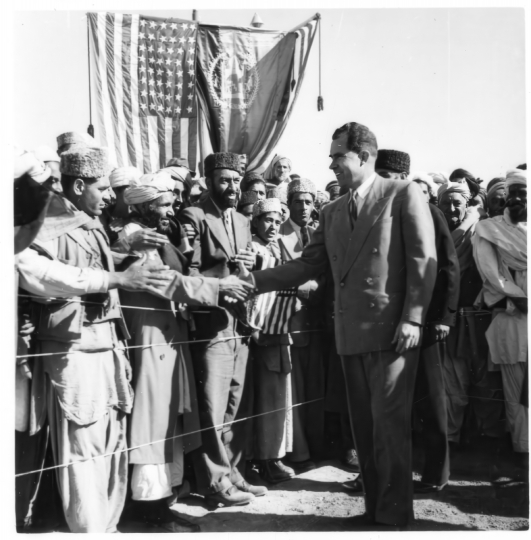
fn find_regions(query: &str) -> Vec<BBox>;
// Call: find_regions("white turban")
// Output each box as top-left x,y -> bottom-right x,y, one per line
264,154 -> 293,181
34,145 -> 60,164
124,171 -> 175,205
505,168 -> 526,190
162,165 -> 191,183
410,171 -> 438,197
109,166 -> 143,189
14,151 -> 51,183
437,181 -> 471,204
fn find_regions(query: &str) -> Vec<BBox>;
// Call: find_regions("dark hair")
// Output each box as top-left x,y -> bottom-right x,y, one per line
242,174 -> 266,192
517,163 -> 527,171
332,122 -> 378,157
60,174 -> 97,195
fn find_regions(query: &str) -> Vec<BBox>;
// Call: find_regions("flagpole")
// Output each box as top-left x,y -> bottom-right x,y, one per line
317,13 -> 323,111
87,14 -> 94,137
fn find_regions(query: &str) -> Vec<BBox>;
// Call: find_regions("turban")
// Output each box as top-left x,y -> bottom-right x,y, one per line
166,157 -> 189,170
428,172 -> 449,185
109,166 -> 142,189
60,146 -> 108,179
204,152 -> 241,175
486,177 -> 505,202
287,178 -> 317,198
267,186 -> 288,204
253,198 -> 282,218
505,168 -> 527,189
375,150 -> 410,175
14,151 -> 51,183
34,145 -> 60,163
124,171 -> 175,205
410,172 -> 438,197
163,165 -> 191,183
264,155 -> 293,181
238,190 -> 259,207
325,179 -> 339,192
315,191 -> 330,205
437,181 -> 471,205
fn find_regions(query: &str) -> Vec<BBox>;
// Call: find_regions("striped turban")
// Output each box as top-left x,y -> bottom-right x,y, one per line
437,181 -> 471,205
109,166 -> 142,189
505,168 -> 527,190
124,171 -> 175,205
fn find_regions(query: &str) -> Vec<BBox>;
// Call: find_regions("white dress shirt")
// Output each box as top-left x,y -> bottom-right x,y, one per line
350,172 -> 377,214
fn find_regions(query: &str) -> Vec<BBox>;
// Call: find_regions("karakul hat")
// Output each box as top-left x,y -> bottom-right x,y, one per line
238,190 -> 259,207
267,186 -> 288,204
287,178 -> 317,198
204,152 -> 241,175
109,166 -> 142,189
376,149 -> 411,174
252,197 -> 282,218
57,132 -> 96,155
60,146 -> 108,179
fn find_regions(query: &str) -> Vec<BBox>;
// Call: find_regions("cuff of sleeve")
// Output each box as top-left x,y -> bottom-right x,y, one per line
88,270 -> 110,293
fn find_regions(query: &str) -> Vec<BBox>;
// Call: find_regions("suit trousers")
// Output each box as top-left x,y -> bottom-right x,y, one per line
341,348 -> 419,527
414,342 -> 450,486
191,318 -> 250,494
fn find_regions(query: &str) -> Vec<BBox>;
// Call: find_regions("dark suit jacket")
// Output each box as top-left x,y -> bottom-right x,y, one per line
180,197 -> 253,336
253,175 -> 437,356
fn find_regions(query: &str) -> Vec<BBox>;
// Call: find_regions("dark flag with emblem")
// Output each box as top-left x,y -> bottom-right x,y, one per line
195,16 -> 318,173
88,13 -> 198,172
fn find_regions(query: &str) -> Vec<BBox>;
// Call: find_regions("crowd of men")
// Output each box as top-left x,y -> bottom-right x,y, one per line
14,122 -> 527,533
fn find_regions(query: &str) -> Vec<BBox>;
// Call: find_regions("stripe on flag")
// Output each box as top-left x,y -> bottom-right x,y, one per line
88,12 -> 199,173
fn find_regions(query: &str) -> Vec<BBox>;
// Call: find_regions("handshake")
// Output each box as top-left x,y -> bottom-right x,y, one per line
219,261 -> 256,304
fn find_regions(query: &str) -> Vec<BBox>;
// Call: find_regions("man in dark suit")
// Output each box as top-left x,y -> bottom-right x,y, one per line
180,152 -> 266,506
248,123 -> 437,528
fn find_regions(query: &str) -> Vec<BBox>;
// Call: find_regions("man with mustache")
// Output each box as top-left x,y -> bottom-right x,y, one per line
180,152 -> 266,507
473,169 -> 528,458
247,122 -> 437,529
438,182 -> 504,447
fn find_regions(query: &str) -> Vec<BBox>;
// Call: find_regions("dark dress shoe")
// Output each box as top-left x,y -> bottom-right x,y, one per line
234,480 -> 268,497
341,476 -> 364,492
342,449 -> 361,472
413,480 -> 447,494
205,485 -> 255,507
160,515 -> 200,533
286,459 -> 316,473
261,459 -> 295,484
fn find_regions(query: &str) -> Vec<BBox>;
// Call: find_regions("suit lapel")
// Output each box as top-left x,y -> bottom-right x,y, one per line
203,198 -> 234,258
331,195 -> 351,254
340,176 -> 390,280
233,210 -> 248,253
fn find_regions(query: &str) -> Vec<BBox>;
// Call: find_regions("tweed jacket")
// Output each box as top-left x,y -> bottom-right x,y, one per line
253,175 -> 437,356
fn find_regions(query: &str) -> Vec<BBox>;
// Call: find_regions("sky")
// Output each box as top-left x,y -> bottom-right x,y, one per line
13,6 -> 526,189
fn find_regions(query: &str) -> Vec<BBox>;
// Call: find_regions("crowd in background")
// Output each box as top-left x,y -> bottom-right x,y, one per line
13,126 -> 527,533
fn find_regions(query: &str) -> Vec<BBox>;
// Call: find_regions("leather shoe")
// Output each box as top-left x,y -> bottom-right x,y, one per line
342,449 -> 361,473
286,459 -> 316,473
205,485 -> 255,507
234,480 -> 268,497
413,480 -> 447,494
261,459 -> 295,484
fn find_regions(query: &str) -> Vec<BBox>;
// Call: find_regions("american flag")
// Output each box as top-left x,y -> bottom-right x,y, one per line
87,13 -> 198,173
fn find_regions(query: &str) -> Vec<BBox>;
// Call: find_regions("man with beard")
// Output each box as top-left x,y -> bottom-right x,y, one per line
246,122 -> 437,529
473,169 -> 528,457
375,149 -> 410,180
16,146 -> 178,532
485,177 -> 506,217
438,182 -> 504,447
180,152 -> 266,507
264,155 -> 292,190
117,171 -> 251,531
277,179 -> 326,471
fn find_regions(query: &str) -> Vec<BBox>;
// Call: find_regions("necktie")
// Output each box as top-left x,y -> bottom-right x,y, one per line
349,192 -> 358,231
300,225 -> 310,248
223,210 -> 236,253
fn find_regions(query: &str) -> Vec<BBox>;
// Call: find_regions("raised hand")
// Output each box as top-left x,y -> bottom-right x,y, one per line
128,228 -> 169,251
234,248 -> 256,270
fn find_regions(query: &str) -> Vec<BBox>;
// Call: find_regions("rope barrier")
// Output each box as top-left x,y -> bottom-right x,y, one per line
15,398 -> 324,478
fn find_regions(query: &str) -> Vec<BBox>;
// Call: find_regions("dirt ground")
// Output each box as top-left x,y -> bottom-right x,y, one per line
117,433 -> 528,533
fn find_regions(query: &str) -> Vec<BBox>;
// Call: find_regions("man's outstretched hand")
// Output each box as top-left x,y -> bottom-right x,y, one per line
110,256 -> 175,295
219,271 -> 255,303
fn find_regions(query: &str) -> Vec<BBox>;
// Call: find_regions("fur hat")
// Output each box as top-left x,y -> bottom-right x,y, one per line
204,152 -> 241,175
375,150 -> 411,175
238,190 -> 259,207
287,178 -> 317,198
56,132 -> 96,155
267,186 -> 288,204
253,197 -> 282,218
60,146 -> 108,179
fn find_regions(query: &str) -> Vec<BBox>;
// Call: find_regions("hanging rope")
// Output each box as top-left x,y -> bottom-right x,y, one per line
87,15 -> 94,138
317,13 -> 323,112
